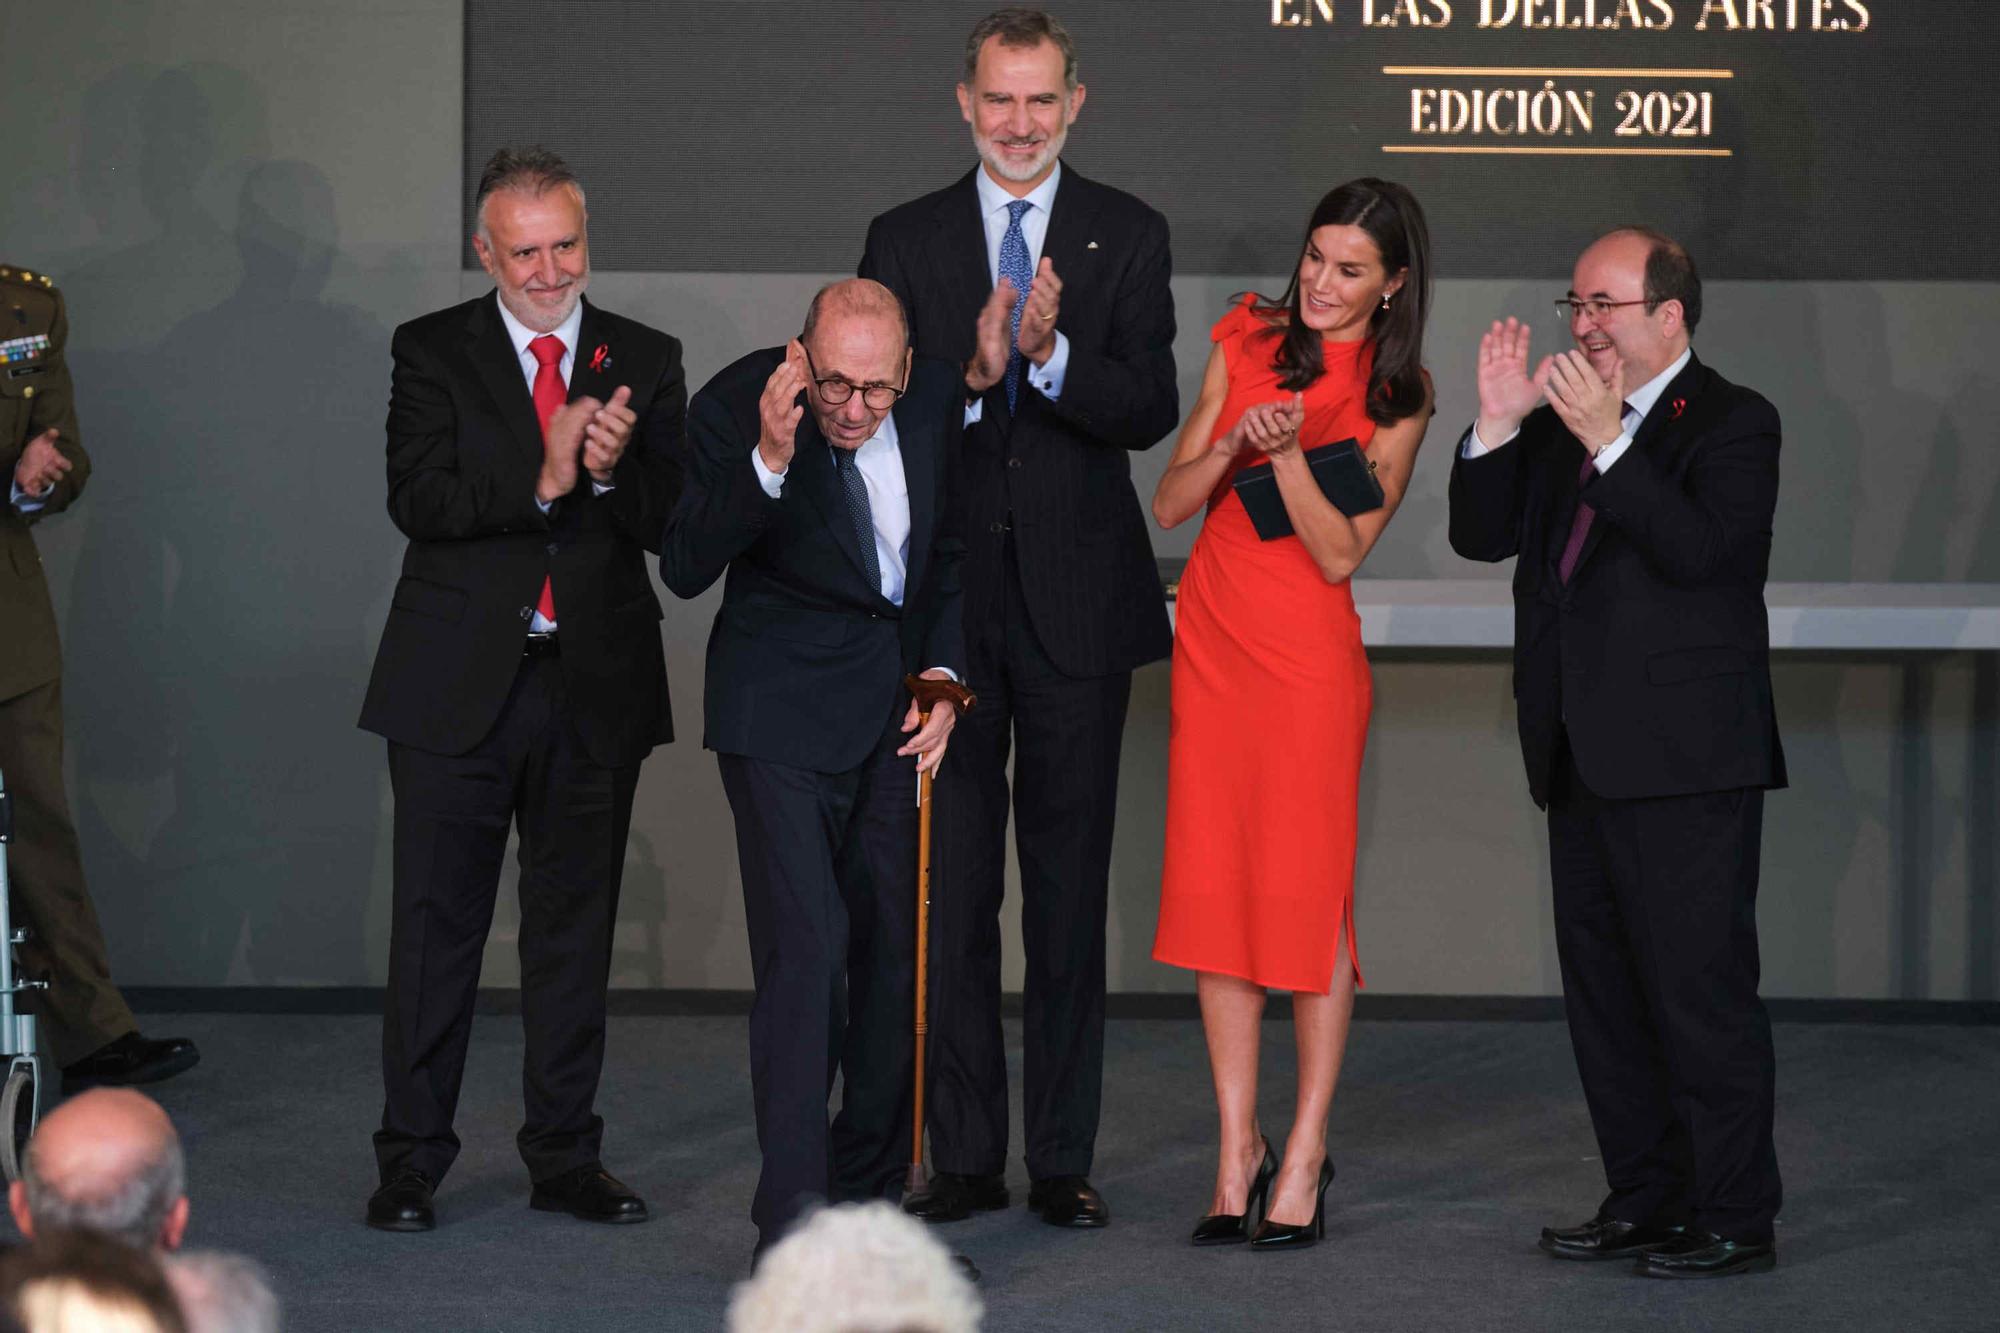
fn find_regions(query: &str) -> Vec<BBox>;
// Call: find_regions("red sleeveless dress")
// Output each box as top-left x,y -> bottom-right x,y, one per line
1152,300 -> 1378,994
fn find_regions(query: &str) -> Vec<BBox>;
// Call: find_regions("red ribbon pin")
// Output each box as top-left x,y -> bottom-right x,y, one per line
590,343 -> 610,372
1670,397 -> 1686,420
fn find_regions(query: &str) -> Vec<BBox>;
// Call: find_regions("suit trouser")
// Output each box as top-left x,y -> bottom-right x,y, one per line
0,678 -> 137,1066
928,544 -> 1131,1181
717,713 -> 919,1250
1547,738 -> 1781,1243
375,653 -> 637,1186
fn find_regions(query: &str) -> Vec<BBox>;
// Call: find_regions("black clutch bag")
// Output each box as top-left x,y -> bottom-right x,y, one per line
1230,438 -> 1382,541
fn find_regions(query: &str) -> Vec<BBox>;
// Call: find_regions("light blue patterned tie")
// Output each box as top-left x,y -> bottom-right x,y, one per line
999,199 -> 1033,413
832,447 -> 881,595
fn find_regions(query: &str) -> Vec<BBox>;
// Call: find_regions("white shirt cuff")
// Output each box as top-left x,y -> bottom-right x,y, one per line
1461,422 -> 1519,459
10,479 -> 51,513
1591,432 -> 1635,473
534,479 -> 614,515
925,667 -> 959,683
750,445 -> 788,498
964,399 -> 983,427
1028,332 -> 1069,401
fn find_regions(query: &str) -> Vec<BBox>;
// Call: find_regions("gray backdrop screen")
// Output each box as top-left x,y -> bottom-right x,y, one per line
466,0 -> 1996,279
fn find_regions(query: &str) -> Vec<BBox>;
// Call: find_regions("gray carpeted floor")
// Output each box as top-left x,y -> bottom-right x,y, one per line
99,1011 -> 1998,1332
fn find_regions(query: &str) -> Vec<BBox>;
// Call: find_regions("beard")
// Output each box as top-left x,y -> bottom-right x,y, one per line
971,119 -> 1070,184
502,267 -> 589,334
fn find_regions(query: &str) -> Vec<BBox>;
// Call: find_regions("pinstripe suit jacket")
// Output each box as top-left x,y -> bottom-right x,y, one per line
860,165 -> 1176,678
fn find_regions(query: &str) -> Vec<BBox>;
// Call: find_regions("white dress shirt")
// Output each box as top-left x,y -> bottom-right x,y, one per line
10,480 -> 51,513
1463,347 -> 1693,473
965,163 -> 1071,423
753,412 -> 912,606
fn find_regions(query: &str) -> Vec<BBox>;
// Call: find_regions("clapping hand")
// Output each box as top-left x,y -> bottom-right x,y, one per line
1243,394 -> 1307,457
1475,319 -> 1554,445
1015,258 -> 1062,365
1543,350 -> 1626,452
582,385 -> 636,483
966,281 -> 1014,394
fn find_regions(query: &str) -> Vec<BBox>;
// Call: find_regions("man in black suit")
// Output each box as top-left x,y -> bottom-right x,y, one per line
1449,228 -> 1785,1279
358,147 -> 685,1232
859,7 -> 1176,1230
662,280 -> 966,1258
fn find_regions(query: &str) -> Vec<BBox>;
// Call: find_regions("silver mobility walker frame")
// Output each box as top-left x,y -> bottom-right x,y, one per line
0,767 -> 50,1181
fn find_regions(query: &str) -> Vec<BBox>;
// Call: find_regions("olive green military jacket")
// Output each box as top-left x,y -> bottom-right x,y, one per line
0,265 -> 90,702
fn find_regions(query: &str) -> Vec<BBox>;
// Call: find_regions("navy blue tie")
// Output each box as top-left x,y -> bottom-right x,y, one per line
832,447 -> 881,595
999,199 -> 1033,412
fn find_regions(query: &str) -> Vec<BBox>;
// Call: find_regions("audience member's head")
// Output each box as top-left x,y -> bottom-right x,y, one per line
162,1252 -> 278,1333
726,1202 -> 981,1333
0,1228 -> 187,1333
8,1090 -> 188,1251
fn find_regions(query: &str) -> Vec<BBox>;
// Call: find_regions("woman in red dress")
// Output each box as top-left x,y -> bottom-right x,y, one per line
1151,179 -> 1434,1249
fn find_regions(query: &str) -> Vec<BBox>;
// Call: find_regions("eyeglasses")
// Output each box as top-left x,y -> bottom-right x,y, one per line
802,345 -> 905,410
1554,297 -> 1651,321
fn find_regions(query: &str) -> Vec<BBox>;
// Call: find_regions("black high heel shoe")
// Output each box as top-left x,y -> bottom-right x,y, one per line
1191,1136 -> 1277,1246
1249,1156 -> 1335,1250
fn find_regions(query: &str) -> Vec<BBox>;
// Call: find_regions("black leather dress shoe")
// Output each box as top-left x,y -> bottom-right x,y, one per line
366,1171 -> 435,1232
1027,1175 -> 1109,1228
529,1165 -> 649,1224
1637,1232 -> 1776,1278
1538,1214 -> 1686,1261
60,1032 -> 200,1090
903,1172 -> 1010,1223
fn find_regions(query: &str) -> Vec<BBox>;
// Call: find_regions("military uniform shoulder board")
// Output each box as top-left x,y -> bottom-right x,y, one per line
0,265 -> 55,290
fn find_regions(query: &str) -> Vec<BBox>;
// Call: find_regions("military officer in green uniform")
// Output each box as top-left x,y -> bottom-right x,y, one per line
1,263 -> 198,1089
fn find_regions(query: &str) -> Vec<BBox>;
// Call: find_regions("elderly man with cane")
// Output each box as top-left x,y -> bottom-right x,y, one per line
662,279 -> 972,1270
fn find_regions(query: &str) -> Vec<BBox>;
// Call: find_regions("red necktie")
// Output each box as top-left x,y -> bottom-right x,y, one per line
528,334 -> 566,622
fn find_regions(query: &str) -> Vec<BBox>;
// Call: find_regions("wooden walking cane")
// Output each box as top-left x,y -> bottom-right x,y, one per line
904,673 -> 976,1194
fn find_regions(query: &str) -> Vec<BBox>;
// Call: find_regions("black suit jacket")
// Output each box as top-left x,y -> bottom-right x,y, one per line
359,292 -> 685,767
1448,352 -> 1787,806
859,165 -> 1175,678
661,348 -> 966,774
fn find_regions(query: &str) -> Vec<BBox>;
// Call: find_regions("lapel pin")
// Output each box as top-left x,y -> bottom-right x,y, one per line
590,343 -> 611,372
1086,240 -> 1099,249
1670,397 -> 1686,420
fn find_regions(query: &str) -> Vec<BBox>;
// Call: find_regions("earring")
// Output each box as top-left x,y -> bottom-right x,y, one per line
1380,293 -> 1392,310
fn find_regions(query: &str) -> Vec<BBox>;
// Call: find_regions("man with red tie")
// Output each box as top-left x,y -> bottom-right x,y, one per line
358,147 -> 686,1233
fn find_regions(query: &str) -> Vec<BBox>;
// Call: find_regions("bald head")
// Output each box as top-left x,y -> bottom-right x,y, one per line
802,278 -> 908,350
11,1089 -> 188,1250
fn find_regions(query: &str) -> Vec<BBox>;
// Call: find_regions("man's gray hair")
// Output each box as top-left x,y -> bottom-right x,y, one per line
163,1251 -> 280,1333
963,8 -> 1078,91
22,1127 -> 185,1250
473,145 -> 585,236
726,1202 -> 982,1333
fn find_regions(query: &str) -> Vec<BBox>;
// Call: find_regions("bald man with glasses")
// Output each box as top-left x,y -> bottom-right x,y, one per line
662,279 -> 968,1262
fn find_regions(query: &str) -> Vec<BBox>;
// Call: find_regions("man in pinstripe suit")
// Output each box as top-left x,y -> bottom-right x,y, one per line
859,8 -> 1177,1229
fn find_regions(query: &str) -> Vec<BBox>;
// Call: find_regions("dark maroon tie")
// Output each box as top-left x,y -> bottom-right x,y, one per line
1557,403 -> 1633,584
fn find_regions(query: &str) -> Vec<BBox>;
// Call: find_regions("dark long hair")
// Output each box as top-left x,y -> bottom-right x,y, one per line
1246,178 -> 1432,425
